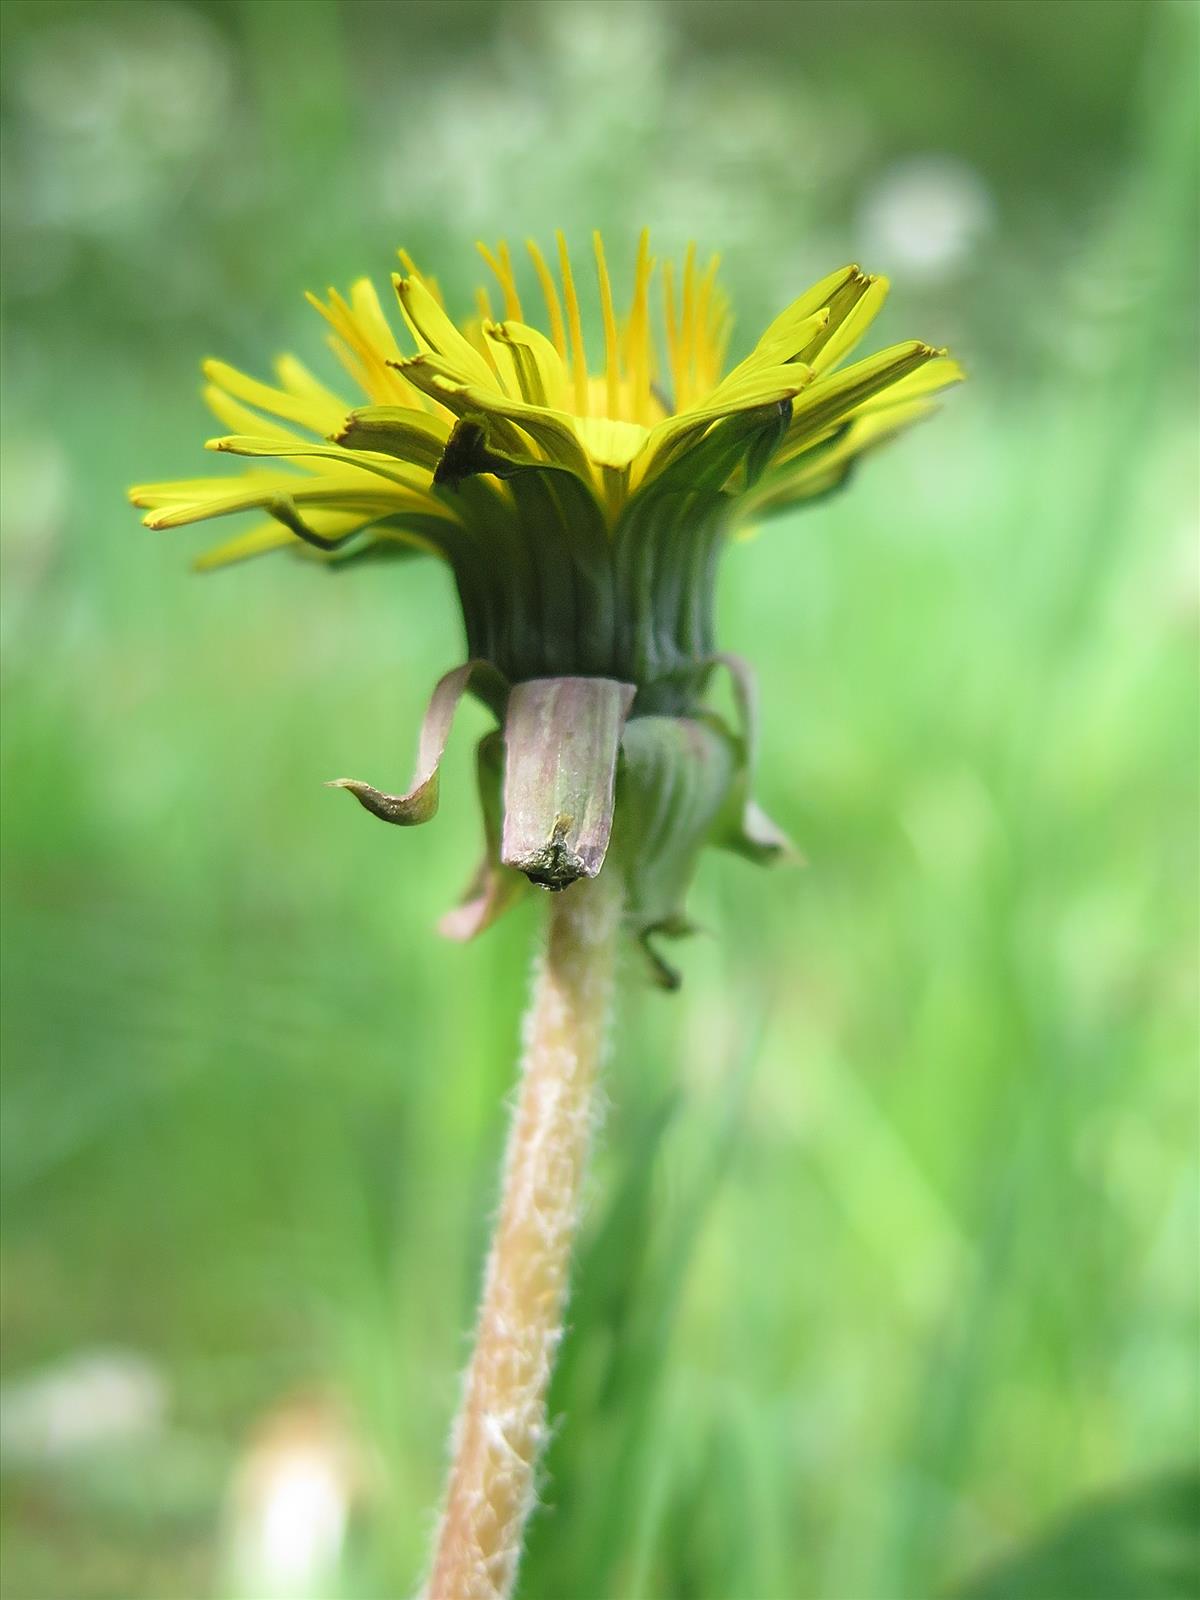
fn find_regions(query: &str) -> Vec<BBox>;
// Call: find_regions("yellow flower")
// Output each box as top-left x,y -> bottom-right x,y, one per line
131,231 -> 959,577
130,232 -> 961,979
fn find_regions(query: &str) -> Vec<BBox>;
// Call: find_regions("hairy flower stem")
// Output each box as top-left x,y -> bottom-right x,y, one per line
425,870 -> 622,1600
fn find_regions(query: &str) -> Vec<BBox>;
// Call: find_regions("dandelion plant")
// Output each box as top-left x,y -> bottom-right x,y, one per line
131,231 -> 960,1599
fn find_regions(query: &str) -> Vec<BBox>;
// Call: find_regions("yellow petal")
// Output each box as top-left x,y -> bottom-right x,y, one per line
847,355 -> 966,416
717,309 -> 829,390
393,273 -> 498,392
333,405 -> 451,468
702,360 -> 818,410
593,231 -> 621,421
205,434 -> 434,491
574,415 -> 650,470
748,265 -> 859,355
129,468 -> 283,509
746,398 -> 943,517
783,342 -> 945,451
485,320 -> 568,409
306,284 -> 414,407
398,355 -> 593,478
525,238 -> 568,361
141,468 -> 447,530
556,231 -> 590,416
807,275 -> 889,374
273,354 -> 351,416
192,510 -> 366,571
193,520 -> 300,570
633,367 -> 810,488
203,359 -> 344,435
203,384 -> 307,449
476,240 -> 523,321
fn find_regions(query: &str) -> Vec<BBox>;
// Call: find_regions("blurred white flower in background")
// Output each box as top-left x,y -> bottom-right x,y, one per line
224,1392 -> 366,1600
0,1348 -> 167,1462
857,154 -> 995,282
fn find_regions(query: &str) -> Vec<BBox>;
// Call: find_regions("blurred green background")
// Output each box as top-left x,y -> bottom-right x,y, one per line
2,2 -> 1197,1597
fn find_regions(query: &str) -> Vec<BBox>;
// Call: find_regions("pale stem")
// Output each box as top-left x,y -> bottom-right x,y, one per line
424,869 -> 622,1600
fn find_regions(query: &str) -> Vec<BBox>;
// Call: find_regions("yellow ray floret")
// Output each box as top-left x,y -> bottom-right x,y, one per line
130,232 -> 962,569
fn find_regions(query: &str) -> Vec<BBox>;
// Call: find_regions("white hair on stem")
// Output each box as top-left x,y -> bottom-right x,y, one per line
423,870 -> 622,1600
